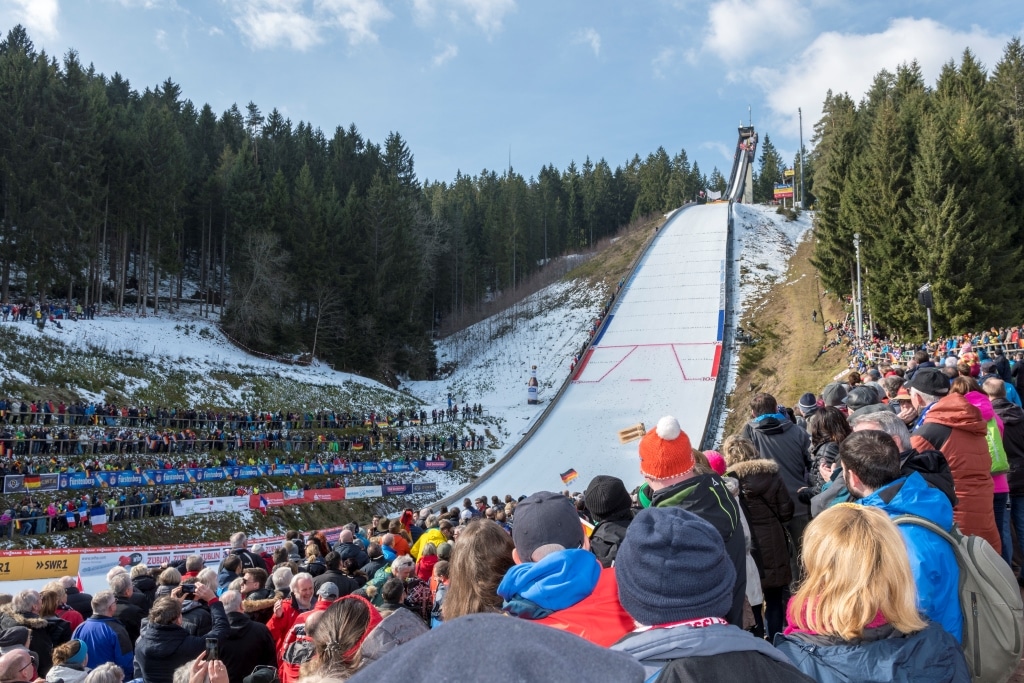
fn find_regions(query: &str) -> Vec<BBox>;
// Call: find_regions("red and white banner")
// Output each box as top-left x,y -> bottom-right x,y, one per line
171,496 -> 250,517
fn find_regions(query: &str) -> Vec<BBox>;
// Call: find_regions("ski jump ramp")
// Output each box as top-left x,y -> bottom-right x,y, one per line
461,202 -> 730,499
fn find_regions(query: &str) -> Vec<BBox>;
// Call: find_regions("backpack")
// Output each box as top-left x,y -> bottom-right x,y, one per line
894,515 -> 1023,682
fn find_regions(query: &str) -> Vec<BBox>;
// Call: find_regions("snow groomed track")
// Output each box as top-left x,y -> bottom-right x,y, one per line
462,202 -> 730,497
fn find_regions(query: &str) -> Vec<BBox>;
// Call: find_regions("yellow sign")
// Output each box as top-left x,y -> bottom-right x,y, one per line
784,168 -> 795,178
0,554 -> 81,581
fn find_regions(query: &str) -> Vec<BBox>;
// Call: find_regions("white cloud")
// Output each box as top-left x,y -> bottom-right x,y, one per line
652,47 -> 676,79
700,140 -> 733,163
226,0 -> 391,50
208,25 -> 224,36
573,27 -> 600,57
316,0 -> 391,45
432,42 -> 458,66
749,17 -> 1012,141
155,27 -> 168,50
412,0 -> 516,35
703,0 -> 810,63
3,0 -> 59,42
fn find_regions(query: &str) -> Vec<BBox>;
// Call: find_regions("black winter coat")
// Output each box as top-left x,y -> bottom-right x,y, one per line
739,417 -> 812,516
589,510 -> 633,568
992,397 -> 1024,495
134,602 -> 229,683
219,611 -> 276,683
64,588 -> 93,620
113,596 -> 146,644
132,575 -> 158,608
44,614 -> 72,648
313,569 -> 359,598
0,606 -> 53,675
728,459 -> 794,588
180,600 -> 212,637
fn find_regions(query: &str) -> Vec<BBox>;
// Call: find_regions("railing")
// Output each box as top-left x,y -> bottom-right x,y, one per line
0,502 -> 171,539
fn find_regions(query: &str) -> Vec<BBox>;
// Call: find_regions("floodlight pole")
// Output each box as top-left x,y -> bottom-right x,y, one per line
853,232 -> 863,339
798,107 -> 805,209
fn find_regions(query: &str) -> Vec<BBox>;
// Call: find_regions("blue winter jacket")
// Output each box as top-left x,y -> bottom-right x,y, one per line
858,472 -> 962,642
497,548 -> 600,618
774,622 -> 969,683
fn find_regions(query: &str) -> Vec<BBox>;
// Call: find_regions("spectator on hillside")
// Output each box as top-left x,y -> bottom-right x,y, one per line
583,475 -> 634,568
71,592 -> 133,680
59,579 -> 91,621
722,435 -> 794,641
496,491 -> 634,646
180,569 -> 218,637
635,417 -> 746,626
277,584 -> 337,683
106,575 -> 143,646
128,565 -> 156,609
265,572 -> 314,647
216,590 -> 274,683
40,582 -> 82,632
907,367 -> 1000,551
985,378 -> 1024,571
312,552 -> 359,599
37,592 -> 71,650
1,591 -> 53,677
332,529 -> 369,568
611,507 -> 814,682
221,533 -> 265,572
46,640 -> 89,683
345,613 -> 645,683
132,587 -> 228,683
216,556 -> 242,595
296,597 -> 377,679
840,430 -> 962,642
240,568 -> 276,624
774,505 -> 968,682
441,519 -> 513,623
181,556 -> 204,583
739,394 -> 813,549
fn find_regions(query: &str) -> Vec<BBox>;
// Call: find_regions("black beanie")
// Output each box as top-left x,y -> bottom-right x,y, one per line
584,475 -> 632,519
615,506 -> 735,625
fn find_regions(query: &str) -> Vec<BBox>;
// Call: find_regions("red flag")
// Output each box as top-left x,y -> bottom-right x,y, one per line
76,575 -> 84,592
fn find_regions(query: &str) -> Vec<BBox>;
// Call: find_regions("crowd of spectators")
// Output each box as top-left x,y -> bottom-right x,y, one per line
0,393 -> 997,682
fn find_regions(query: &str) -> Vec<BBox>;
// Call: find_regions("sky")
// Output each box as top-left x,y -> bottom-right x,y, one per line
1,0 -> 1023,184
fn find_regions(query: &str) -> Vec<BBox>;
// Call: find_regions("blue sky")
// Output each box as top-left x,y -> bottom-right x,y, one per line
2,0 -> 1023,184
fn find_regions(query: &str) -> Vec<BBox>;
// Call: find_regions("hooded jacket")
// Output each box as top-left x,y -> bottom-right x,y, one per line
612,622 -> 814,683
497,548 -> 634,647
219,611 -> 276,683
133,601 -> 229,683
774,621 -> 969,683
858,472 -> 962,642
727,459 -> 794,589
180,599 -> 212,637
645,474 -> 747,626
71,615 -> 134,680
0,606 -> 53,676
739,416 -> 812,516
278,597 -> 334,683
991,397 -> 1024,495
911,392 -> 999,552
45,663 -> 88,683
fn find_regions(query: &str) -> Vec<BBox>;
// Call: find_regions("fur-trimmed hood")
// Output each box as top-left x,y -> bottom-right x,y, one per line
727,458 -> 779,478
242,591 -> 282,614
0,604 -> 48,630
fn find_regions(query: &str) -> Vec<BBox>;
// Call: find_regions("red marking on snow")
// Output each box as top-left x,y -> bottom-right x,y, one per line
572,348 -> 595,381
630,378 -> 651,382
670,344 -> 687,380
711,344 -> 722,377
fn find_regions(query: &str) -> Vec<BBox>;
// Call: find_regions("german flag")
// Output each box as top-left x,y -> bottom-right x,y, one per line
24,475 -> 40,489
352,442 -> 364,451
560,468 -> 579,486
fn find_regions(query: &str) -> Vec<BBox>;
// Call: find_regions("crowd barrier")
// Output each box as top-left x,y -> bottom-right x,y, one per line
1,460 -> 453,494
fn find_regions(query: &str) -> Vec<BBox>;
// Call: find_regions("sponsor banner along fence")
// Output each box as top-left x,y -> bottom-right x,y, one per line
171,496 -> 251,517
4,460 -> 452,492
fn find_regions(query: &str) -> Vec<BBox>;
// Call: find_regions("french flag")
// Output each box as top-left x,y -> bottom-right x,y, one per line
90,506 -> 108,534
259,496 -> 268,515
66,511 -> 76,528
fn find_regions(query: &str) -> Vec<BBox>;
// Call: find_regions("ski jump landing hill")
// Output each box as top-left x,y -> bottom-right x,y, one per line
457,199 -> 735,500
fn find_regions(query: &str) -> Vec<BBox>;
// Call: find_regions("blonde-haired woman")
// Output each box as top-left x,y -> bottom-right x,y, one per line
774,504 -> 968,682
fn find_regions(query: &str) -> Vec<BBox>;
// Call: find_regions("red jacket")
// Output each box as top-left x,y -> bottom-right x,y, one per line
535,567 -> 635,647
278,598 -> 334,683
266,595 -> 312,649
912,393 -> 1000,552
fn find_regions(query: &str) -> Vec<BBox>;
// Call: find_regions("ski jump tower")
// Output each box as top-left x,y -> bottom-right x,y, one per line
726,126 -> 757,203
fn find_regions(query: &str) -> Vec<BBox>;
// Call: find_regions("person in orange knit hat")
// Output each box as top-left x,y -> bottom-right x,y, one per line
635,416 -> 747,626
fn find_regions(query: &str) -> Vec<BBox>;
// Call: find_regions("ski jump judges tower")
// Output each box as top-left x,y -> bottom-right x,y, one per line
726,126 -> 757,203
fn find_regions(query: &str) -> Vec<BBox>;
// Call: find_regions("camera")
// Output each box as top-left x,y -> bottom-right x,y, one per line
181,583 -> 196,597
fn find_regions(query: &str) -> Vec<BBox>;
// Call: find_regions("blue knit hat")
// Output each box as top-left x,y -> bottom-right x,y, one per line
615,506 -> 735,625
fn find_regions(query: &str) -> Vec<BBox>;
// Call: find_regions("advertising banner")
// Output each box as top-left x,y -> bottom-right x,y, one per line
3,474 -> 60,494
0,553 -> 80,581
171,496 -> 250,517
383,484 -> 412,495
344,485 -> 382,499
411,482 -> 437,494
